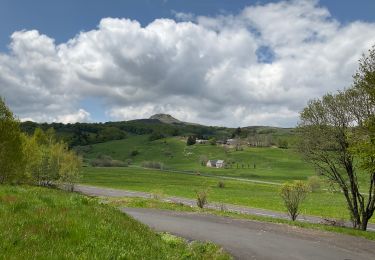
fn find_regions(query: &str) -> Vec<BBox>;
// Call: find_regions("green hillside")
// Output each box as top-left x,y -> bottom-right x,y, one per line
0,185 -> 230,259
82,136 -> 314,182
20,114 -> 295,148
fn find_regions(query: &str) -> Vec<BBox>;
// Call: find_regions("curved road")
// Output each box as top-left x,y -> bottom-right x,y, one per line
74,184 -> 375,231
124,208 -> 375,260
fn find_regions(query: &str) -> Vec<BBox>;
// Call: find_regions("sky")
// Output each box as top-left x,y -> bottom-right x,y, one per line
1,0 -> 375,127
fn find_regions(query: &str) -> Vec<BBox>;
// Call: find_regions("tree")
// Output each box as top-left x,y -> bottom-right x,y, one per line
0,98 -> 25,183
196,189 -> 208,208
297,46 -> 375,230
209,137 -> 216,145
186,136 -> 196,146
280,181 -> 308,221
59,150 -> 82,191
199,155 -> 208,166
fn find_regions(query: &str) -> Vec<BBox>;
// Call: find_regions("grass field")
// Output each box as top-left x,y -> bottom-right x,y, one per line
83,136 -> 315,182
80,135 -> 374,224
81,166 -> 369,222
0,185 -> 230,259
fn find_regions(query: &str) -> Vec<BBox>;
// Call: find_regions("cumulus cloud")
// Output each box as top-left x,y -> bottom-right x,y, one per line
1,0 -> 375,126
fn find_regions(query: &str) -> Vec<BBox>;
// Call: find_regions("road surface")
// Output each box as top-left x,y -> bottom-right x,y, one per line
123,207 -> 375,260
74,184 -> 375,231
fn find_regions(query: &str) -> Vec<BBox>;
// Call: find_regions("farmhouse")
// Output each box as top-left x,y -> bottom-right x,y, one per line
196,139 -> 208,144
206,159 -> 225,168
226,139 -> 236,145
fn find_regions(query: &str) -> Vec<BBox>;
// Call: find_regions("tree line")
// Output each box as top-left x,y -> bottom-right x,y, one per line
0,99 -> 81,190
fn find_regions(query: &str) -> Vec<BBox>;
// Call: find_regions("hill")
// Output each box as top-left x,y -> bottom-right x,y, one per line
149,113 -> 183,124
20,116 -> 295,147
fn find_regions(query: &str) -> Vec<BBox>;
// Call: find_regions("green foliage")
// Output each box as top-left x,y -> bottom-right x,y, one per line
199,155 -> 209,166
0,98 -> 25,184
280,181 -> 308,221
149,131 -> 165,141
196,189 -> 208,208
130,149 -> 139,157
277,138 -> 289,149
187,136 -> 196,146
91,154 -> 126,167
217,181 -> 225,189
142,161 -> 164,169
22,128 -> 82,188
209,137 -> 217,145
298,46 -> 375,230
307,176 -> 321,192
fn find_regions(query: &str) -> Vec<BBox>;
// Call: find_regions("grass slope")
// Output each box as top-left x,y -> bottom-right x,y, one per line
84,136 -> 315,182
0,185 -> 230,259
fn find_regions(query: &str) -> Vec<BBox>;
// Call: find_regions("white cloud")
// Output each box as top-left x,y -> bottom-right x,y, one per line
56,109 -> 91,124
1,0 -> 375,127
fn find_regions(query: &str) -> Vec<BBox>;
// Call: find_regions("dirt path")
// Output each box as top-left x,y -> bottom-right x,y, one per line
123,207 -> 375,260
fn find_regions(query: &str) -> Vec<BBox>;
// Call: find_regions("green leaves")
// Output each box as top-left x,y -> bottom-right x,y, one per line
280,181 -> 308,221
0,98 -> 25,184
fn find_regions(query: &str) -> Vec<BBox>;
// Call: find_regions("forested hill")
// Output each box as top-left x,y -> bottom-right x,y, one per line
20,114 -> 295,147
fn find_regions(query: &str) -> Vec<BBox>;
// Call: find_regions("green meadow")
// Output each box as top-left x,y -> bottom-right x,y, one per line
0,185 -> 230,259
83,136 -> 315,182
81,166 -> 366,222
80,135 -> 374,224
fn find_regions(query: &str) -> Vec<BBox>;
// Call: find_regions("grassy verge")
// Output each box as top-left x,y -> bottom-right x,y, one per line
106,197 -> 375,241
82,166 -> 375,223
0,185 -> 231,259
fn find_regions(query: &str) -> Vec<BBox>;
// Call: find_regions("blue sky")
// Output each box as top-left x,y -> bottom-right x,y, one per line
1,0 -> 374,52
1,0 -> 375,126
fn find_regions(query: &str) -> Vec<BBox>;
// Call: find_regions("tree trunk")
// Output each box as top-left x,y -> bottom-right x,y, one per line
360,216 -> 369,231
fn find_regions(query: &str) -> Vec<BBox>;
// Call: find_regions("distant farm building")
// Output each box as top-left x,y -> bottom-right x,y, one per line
206,160 -> 225,168
226,139 -> 237,145
196,139 -> 208,144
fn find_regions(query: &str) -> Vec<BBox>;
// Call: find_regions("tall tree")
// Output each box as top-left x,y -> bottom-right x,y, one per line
298,46 -> 375,230
0,98 -> 24,183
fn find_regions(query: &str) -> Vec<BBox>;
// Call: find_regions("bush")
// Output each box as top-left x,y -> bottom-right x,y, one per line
186,136 -> 196,146
217,181 -> 225,188
278,139 -> 289,149
151,189 -> 165,200
196,190 -> 208,208
209,137 -> 216,145
199,155 -> 208,166
149,132 -> 165,141
130,150 -> 139,157
91,155 -> 127,167
142,161 -> 164,170
307,176 -> 321,192
280,181 -> 309,221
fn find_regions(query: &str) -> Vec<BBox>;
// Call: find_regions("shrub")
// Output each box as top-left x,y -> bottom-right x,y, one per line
141,161 -> 164,170
307,176 -> 321,192
151,189 -> 165,200
186,136 -> 196,146
217,181 -> 225,188
199,155 -> 208,166
280,181 -> 309,221
91,155 -> 127,167
149,132 -> 165,141
196,190 -> 208,208
130,150 -> 139,157
125,159 -> 133,165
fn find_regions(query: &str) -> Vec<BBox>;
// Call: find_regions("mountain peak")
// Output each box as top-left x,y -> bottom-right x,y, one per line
149,113 -> 182,124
